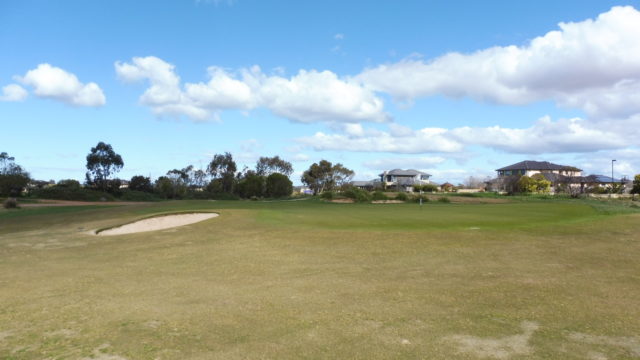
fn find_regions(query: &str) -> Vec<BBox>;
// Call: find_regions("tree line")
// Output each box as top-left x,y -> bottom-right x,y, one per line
1,142 -> 358,202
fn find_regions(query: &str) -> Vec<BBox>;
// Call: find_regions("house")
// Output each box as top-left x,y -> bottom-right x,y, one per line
379,169 -> 431,192
489,160 -> 627,194
350,180 -> 381,191
496,160 -> 582,178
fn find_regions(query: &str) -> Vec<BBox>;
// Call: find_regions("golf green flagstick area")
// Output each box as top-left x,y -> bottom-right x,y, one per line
1,199 -> 639,359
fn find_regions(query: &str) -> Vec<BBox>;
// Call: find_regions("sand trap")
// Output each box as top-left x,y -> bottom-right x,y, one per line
96,213 -> 218,236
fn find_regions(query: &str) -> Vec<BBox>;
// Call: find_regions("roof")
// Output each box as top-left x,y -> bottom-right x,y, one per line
351,180 -> 374,186
379,169 -> 431,176
496,160 -> 582,172
583,175 -> 622,183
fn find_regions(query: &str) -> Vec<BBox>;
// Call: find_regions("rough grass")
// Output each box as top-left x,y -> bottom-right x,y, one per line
0,199 -> 639,359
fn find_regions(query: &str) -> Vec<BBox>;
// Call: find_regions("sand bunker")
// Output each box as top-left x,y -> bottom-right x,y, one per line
96,213 -> 218,236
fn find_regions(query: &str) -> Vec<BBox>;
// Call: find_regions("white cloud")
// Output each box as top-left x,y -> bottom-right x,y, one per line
297,125 -> 463,153
575,148 -> 640,178
291,153 -> 310,162
334,33 -> 344,40
16,64 -> 105,106
0,84 -> 27,102
116,56 -> 388,123
450,116 -> 626,154
363,156 -> 446,170
357,6 -> 640,120
298,116 -> 630,155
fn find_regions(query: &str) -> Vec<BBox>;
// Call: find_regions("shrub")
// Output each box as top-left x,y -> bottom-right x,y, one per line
372,191 -> 388,201
413,195 -> 430,203
320,191 -> 334,200
395,192 -> 409,201
129,175 -> 153,193
342,187 -> 372,203
437,196 -> 451,203
265,173 -> 293,198
119,190 -> 162,202
209,192 -> 240,200
31,186 -> 115,201
421,184 -> 438,193
236,174 -> 265,199
3,198 -> 19,209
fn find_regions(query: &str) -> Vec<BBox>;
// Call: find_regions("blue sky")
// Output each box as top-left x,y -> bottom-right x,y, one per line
1,0 -> 639,184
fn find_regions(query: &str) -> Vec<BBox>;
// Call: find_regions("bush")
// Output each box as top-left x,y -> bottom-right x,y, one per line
437,196 -> 451,203
342,187 -> 372,203
395,192 -> 409,201
236,174 -> 265,199
265,173 -> 293,198
119,190 -> 162,202
129,175 -> 153,193
209,192 -> 240,200
31,186 -> 115,201
413,195 -> 430,203
421,184 -> 438,193
320,191 -> 334,200
372,191 -> 388,201
3,198 -> 19,209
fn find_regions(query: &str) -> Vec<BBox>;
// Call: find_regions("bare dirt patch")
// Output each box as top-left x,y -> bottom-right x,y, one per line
96,213 -> 218,236
372,200 -> 405,204
568,332 -> 640,357
445,321 -> 539,359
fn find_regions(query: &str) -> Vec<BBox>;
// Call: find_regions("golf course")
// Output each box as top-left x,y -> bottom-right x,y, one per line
1,198 -> 639,359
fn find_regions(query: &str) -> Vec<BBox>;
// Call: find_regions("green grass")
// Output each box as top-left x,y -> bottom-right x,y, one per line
1,199 -> 639,359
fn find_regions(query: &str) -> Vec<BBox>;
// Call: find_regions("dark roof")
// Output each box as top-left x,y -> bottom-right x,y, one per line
379,169 -> 431,176
496,160 -> 582,172
583,175 -> 622,183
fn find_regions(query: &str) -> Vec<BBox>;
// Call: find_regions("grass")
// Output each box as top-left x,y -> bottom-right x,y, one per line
1,199 -> 639,359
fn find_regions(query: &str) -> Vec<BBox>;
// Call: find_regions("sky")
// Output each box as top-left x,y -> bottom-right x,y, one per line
1,0 -> 639,185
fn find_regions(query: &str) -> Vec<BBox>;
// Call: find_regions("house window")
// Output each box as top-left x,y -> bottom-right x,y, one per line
420,175 -> 429,180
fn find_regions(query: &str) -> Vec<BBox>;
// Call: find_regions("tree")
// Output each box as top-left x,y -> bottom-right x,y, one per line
632,174 -> 640,194
332,163 -> 355,188
463,176 -> 486,189
85,142 -> 124,192
266,173 -> 293,198
517,174 -> 551,193
255,156 -> 293,177
235,170 -> 265,198
301,160 -> 354,195
129,175 -> 153,193
0,152 -> 30,197
207,152 -> 237,193
301,160 -> 334,195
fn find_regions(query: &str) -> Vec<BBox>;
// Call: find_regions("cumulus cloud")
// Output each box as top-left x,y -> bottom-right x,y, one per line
298,116 -> 629,155
16,64 -> 106,106
297,125 -> 463,153
363,156 -> 446,170
115,56 -> 388,123
449,116 -> 626,154
0,84 -> 28,102
357,6 -> 640,119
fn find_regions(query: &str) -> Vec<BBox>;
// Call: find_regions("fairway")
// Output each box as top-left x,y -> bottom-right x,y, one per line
1,199 -> 639,359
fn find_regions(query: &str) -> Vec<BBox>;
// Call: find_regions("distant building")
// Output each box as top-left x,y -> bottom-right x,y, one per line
379,169 -> 431,192
496,160 -> 582,178
489,160 -> 625,194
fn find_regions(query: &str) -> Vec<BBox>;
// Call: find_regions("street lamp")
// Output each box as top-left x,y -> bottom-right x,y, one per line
611,159 -> 617,194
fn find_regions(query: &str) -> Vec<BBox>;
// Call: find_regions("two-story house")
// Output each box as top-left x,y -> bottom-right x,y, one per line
379,169 -> 431,192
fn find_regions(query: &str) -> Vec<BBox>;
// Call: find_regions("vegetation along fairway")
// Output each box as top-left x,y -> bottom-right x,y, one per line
1,199 -> 639,359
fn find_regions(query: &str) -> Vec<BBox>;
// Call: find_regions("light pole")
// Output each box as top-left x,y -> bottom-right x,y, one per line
611,159 -> 616,194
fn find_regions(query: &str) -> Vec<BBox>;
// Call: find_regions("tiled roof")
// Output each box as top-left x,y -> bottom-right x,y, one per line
380,169 -> 431,176
496,160 -> 581,172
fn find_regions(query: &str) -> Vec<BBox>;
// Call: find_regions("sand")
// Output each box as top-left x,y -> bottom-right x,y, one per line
96,213 -> 218,236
